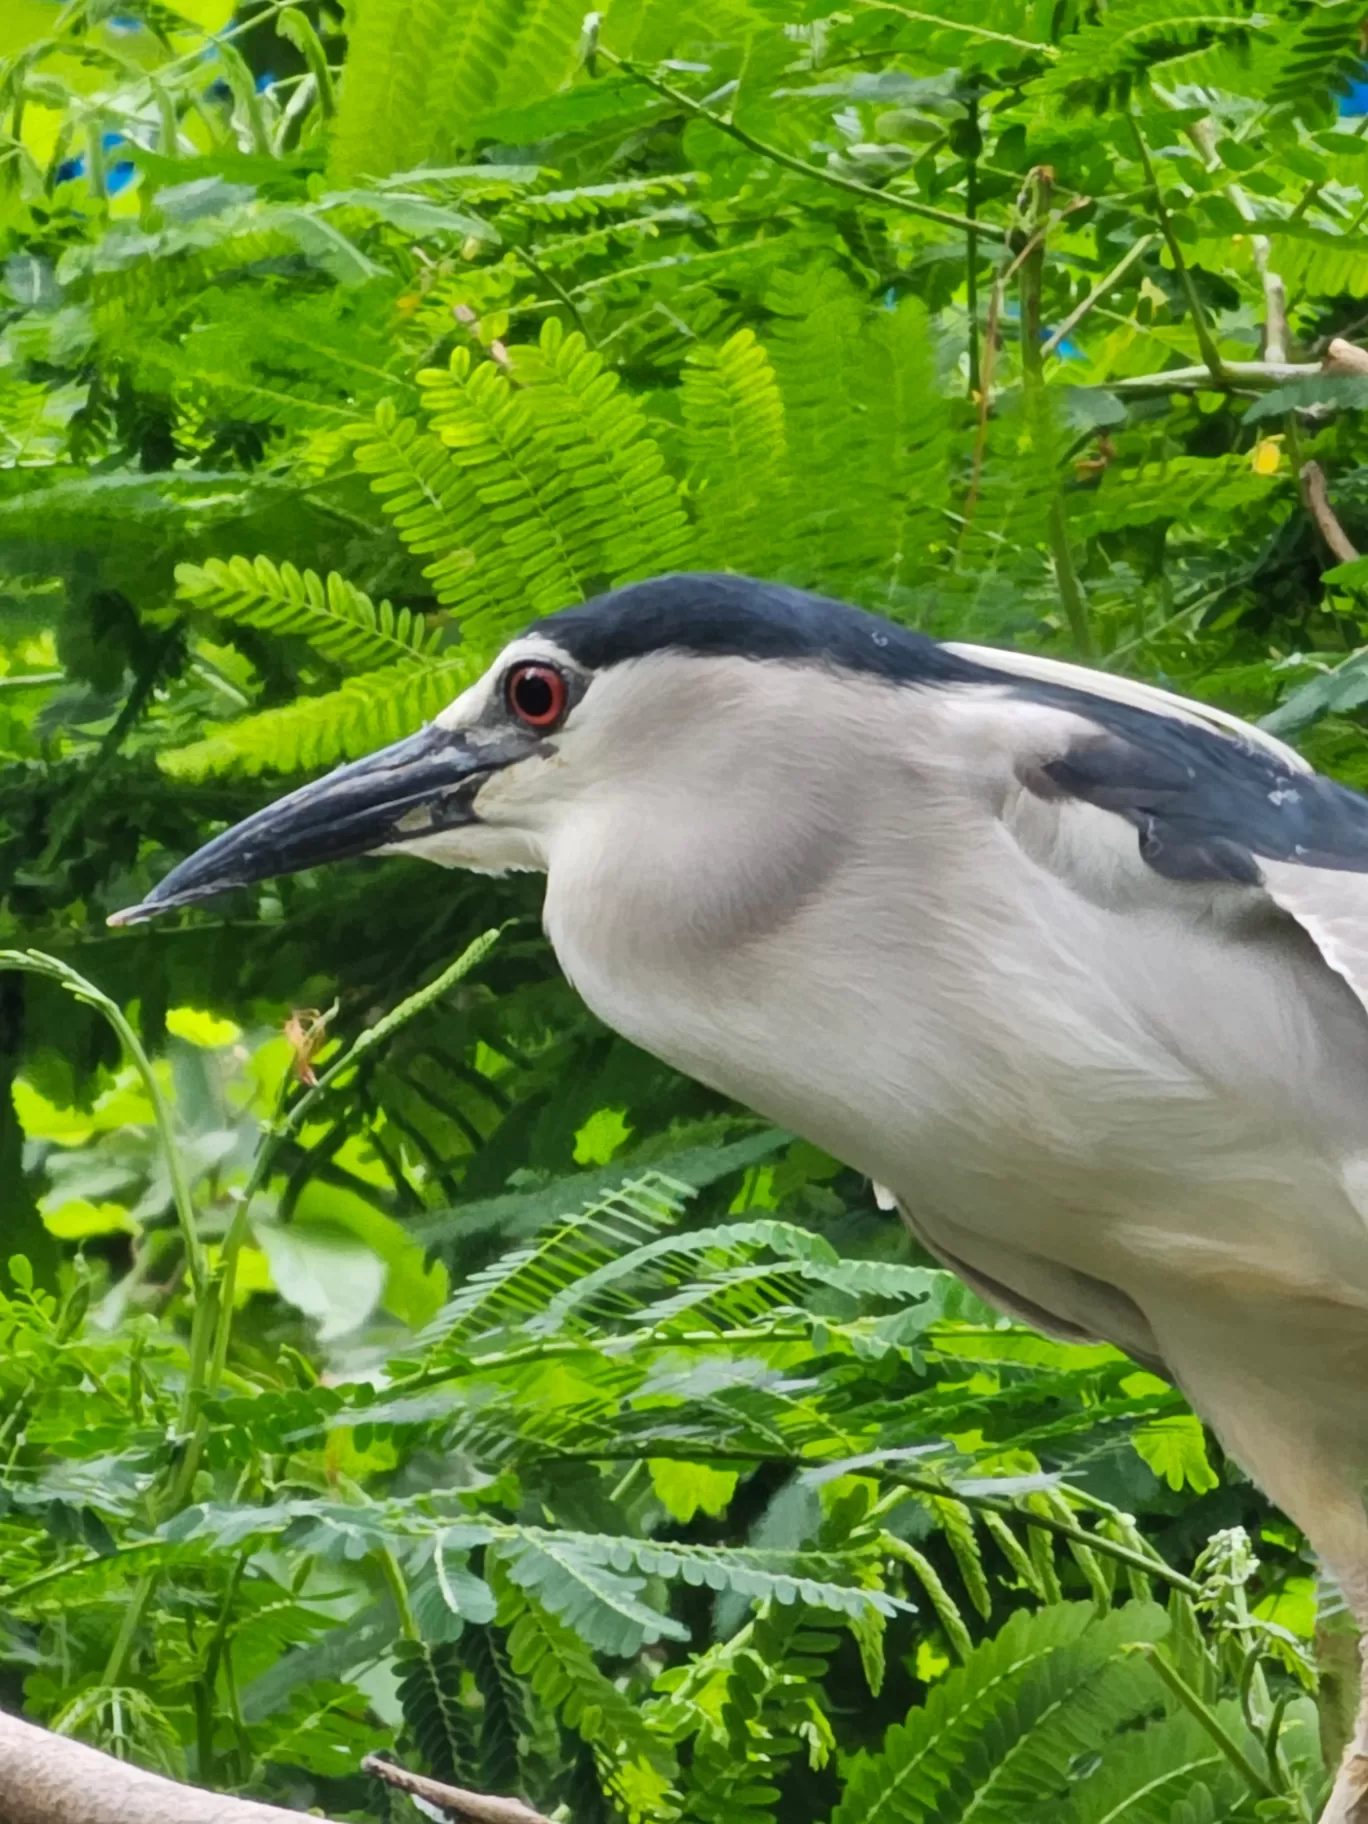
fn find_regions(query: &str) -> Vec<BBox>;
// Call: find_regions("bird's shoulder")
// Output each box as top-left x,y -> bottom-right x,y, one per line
933,643 -> 1368,1020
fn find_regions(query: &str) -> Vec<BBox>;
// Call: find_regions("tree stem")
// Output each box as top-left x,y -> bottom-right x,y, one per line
597,46 -> 1006,240
1128,117 -> 1225,385
1136,1645 -> 1279,1798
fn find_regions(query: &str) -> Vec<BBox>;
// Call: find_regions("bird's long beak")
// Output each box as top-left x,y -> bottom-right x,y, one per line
108,724 -> 493,926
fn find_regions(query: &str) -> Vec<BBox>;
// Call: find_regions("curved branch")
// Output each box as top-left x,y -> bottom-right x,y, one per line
363,1755 -> 558,1824
0,1713 -> 563,1824
0,1708 -> 348,1824
1301,461 -> 1360,565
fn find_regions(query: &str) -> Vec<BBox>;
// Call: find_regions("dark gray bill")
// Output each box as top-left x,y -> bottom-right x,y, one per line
108,725 -> 492,926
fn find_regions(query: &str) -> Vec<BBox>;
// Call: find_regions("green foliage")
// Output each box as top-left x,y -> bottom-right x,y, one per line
159,656 -> 475,777
175,557 -> 443,671
395,1639 -> 480,1785
2,0 -> 1367,1818
833,1602 -> 1168,1824
1039,1 -> 1270,113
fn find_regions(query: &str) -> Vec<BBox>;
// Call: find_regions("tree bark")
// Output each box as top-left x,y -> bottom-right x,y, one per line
0,1709 -> 351,1824
0,1710 -> 561,1824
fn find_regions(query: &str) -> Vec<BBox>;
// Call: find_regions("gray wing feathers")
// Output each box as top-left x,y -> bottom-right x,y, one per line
991,687 -> 1368,1021
1258,861 -> 1368,1024
949,642 -> 1311,773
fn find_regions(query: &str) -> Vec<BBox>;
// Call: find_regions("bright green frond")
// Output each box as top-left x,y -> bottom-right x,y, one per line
350,402 -> 501,623
682,328 -> 791,576
330,0 -> 587,180
497,1568 -> 680,1811
176,556 -> 441,671
1032,0 -> 1270,111
418,343 -> 591,621
509,317 -> 695,585
765,274 -> 952,608
421,1169 -> 691,1352
831,1602 -> 1169,1824
158,658 -> 473,778
394,1640 -> 479,1786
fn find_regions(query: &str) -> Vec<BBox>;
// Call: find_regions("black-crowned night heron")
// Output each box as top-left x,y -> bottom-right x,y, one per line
115,574 -> 1368,1817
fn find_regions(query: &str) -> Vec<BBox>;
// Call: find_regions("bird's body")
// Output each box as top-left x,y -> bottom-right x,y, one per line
532,644 -> 1368,1632
114,573 -> 1368,1817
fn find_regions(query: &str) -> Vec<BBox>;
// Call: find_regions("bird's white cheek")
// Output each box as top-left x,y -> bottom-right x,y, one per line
379,825 -> 547,875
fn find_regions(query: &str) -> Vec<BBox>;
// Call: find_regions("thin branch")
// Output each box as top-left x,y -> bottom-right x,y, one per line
854,0 -> 1056,54
0,953 -> 205,1297
362,1756 -> 559,1824
1019,168 -> 1050,379
1257,260 -> 1288,367
1301,461 -> 1360,564
511,243 -> 599,347
1105,359 -> 1318,396
1042,234 -> 1155,359
1128,117 -> 1226,384
1016,164 -> 1098,662
1182,113 -> 1287,365
965,93 -> 981,396
1048,494 -> 1096,660
206,928 -> 508,1411
1132,1645 -> 1280,1800
595,45 -> 1006,240
960,218 -> 1053,532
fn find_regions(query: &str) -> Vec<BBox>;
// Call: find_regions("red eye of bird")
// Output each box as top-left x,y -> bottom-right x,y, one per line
506,662 -> 567,730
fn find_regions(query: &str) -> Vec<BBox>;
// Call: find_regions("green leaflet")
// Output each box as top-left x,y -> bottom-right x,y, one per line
1029,0 -> 1270,112
394,1639 -> 480,1784
495,1564 -> 680,1812
416,318 -> 695,621
419,1167 -> 691,1349
158,657 -> 476,777
174,556 -> 442,671
329,0 -> 589,180
831,1602 -> 1171,1824
460,1625 -> 527,1793
682,329 -> 792,577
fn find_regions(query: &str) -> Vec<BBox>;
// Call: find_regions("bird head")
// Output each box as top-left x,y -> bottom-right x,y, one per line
108,572 -> 973,929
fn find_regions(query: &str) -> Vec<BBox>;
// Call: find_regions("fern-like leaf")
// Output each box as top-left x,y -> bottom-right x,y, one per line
495,1566 -> 680,1810
498,1531 -> 691,1656
158,657 -> 475,778
420,1170 -> 691,1352
500,1524 -> 904,1650
505,173 -> 698,230
1268,0 -> 1367,113
175,556 -> 441,671
1058,1703 -> 1255,1823
682,329 -> 790,576
329,0 -> 586,181
395,1639 -> 479,1785
765,275 -> 951,608
831,1601 -> 1170,1824
1035,0 -> 1269,112
417,342 -> 592,620
414,321 -> 694,636
461,1625 -> 526,1795
509,317 -> 695,585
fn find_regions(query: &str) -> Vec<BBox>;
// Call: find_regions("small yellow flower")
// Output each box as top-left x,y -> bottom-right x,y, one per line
1250,436 -> 1283,476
